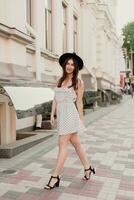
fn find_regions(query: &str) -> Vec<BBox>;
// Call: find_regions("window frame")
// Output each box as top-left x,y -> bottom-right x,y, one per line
73,14 -> 78,52
45,0 -> 52,51
62,2 -> 67,53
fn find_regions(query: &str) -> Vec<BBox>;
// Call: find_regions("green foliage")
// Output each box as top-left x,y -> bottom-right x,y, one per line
16,101 -> 52,119
83,91 -> 98,108
122,21 -> 134,51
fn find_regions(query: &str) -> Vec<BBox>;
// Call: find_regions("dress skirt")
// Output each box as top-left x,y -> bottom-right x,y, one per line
56,101 -> 86,135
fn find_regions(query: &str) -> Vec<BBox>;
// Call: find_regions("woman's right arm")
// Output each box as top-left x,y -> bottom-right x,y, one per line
50,80 -> 59,126
50,98 -> 57,118
51,79 -> 59,117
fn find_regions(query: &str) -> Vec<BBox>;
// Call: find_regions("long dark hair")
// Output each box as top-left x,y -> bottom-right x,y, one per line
57,57 -> 79,90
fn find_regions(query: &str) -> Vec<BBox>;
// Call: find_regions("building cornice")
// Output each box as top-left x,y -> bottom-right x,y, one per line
41,49 -> 59,61
26,45 -> 59,62
80,0 -> 99,19
96,4 -> 118,41
0,77 -> 57,88
97,3 -> 115,28
0,23 -> 33,45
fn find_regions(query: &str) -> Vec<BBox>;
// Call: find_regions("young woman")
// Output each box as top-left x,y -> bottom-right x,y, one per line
44,52 -> 95,190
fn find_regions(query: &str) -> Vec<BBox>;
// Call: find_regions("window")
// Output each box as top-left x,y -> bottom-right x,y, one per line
62,3 -> 67,52
26,0 -> 33,26
73,15 -> 78,52
45,0 -> 52,51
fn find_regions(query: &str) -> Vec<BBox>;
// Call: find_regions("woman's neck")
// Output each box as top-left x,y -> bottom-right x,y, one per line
66,74 -> 73,80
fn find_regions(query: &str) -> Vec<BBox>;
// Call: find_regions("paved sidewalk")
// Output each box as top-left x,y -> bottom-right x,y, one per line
0,96 -> 134,200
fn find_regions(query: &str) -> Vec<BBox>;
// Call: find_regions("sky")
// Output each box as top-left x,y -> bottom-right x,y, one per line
116,0 -> 134,35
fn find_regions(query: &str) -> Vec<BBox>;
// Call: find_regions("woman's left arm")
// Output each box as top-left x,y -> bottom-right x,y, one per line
76,79 -> 84,122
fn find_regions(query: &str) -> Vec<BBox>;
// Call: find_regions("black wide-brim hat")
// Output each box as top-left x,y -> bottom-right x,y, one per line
59,52 -> 84,70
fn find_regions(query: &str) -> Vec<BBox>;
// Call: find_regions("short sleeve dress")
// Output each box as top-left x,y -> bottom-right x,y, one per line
54,85 -> 86,135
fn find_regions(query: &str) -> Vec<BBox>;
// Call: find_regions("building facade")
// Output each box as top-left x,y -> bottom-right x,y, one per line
0,0 -> 125,146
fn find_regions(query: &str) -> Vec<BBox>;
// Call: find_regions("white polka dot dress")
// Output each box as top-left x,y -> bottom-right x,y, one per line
54,86 -> 86,135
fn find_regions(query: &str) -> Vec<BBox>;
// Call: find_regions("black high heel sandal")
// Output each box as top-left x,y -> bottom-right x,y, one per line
44,175 -> 60,190
83,166 -> 95,180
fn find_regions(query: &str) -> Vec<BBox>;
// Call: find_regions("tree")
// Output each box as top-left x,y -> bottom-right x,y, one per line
122,21 -> 134,75
122,21 -> 134,51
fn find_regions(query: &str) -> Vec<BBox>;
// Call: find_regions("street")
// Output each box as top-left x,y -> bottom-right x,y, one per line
0,96 -> 134,200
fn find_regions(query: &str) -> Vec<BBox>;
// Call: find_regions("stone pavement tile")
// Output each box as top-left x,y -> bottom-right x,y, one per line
16,175 -> 49,189
119,179 -> 134,192
18,193 -> 40,200
115,158 -> 128,165
26,187 -> 45,196
116,195 -> 134,200
63,179 -> 103,199
38,190 -> 61,200
123,168 -> 134,177
126,162 -> 134,169
92,175 -> 107,183
9,169 -> 41,182
117,190 -> 134,199
95,167 -> 111,178
2,191 -> 22,200
24,163 -> 43,171
80,183 -> 102,198
118,151 -> 129,157
108,170 -> 123,180
41,157 -> 57,164
58,193 -> 96,200
97,192 -> 117,200
63,187 -> 81,196
88,147 -> 108,154
53,186 -> 66,193
42,164 -> 54,170
107,193 -> 117,200
1,178 -> 20,185
0,182 -> 29,194
61,167 -> 81,177
41,148 -> 58,159
64,177 -> 86,190
31,167 -> 51,177
91,153 -> 106,162
0,197 -> 13,200
0,185 -> 8,196
59,180 -> 71,188
60,175 -> 75,182
96,178 -> 120,200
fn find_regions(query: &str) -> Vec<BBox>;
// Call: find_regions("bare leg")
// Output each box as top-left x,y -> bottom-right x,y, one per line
70,133 -> 90,178
52,134 -> 71,176
45,134 -> 71,188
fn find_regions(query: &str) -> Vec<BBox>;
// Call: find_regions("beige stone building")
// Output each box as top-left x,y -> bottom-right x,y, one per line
0,0 -> 125,148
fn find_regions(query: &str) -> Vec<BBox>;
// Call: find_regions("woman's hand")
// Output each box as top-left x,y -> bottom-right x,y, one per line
50,98 -> 57,127
50,115 -> 55,127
